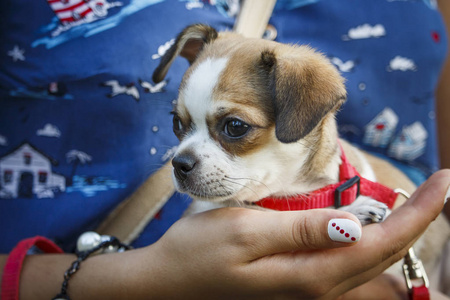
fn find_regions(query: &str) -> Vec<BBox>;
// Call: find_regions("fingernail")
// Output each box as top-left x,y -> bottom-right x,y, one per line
328,219 -> 361,243
445,184 -> 450,204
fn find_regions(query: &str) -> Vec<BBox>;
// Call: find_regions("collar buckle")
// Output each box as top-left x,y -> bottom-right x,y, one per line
334,176 -> 360,208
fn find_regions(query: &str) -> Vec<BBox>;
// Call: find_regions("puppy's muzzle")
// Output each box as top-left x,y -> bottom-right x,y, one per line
172,154 -> 197,181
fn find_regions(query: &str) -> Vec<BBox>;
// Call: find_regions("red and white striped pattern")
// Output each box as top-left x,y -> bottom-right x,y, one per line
47,0 -> 94,24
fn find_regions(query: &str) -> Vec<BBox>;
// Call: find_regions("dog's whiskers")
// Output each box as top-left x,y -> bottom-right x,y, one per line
222,178 -> 262,200
218,180 -> 234,197
224,176 -> 272,195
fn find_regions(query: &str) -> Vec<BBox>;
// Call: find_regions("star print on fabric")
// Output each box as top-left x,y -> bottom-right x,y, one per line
7,45 -> 25,62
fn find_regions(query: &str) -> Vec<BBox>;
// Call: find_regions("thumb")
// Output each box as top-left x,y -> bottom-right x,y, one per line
243,209 -> 362,259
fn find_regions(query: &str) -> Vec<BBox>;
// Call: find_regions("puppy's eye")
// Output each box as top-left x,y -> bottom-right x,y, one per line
224,119 -> 251,138
172,114 -> 184,133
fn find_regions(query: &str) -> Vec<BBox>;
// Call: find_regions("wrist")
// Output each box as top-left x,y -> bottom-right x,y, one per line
19,254 -> 76,300
112,244 -> 170,299
18,249 -> 146,300
64,244 -> 164,300
110,242 -> 187,300
63,250 -> 135,299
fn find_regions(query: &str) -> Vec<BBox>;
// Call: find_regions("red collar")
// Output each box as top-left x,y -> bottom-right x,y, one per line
254,144 -> 398,211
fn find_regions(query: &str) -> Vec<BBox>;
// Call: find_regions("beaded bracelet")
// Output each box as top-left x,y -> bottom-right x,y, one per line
53,232 -> 132,300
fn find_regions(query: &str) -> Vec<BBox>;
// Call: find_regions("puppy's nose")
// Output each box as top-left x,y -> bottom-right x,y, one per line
172,154 -> 197,181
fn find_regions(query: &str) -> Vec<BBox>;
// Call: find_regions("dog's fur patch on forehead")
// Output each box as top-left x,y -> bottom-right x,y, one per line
196,34 -> 346,143
182,57 -> 229,126
205,38 -> 277,117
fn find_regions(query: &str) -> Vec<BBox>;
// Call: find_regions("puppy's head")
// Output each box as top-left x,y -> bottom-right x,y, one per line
153,24 -> 346,203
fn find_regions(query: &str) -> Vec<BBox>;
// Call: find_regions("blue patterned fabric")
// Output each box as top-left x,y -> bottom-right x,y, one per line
272,0 -> 447,179
0,0 -> 234,253
0,0 -> 446,253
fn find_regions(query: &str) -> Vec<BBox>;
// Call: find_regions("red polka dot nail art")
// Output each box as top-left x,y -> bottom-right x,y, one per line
328,219 -> 361,243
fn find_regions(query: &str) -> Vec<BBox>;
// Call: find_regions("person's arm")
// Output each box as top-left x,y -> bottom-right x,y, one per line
437,0 -> 450,219
0,246 -> 167,299
1,170 -> 449,299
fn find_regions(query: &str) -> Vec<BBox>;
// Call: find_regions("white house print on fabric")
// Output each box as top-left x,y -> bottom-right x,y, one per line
388,122 -> 428,161
0,142 -> 65,199
363,107 -> 399,148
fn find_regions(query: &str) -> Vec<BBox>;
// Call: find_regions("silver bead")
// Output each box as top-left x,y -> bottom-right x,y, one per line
100,235 -> 119,253
76,231 -> 101,252
102,245 -> 119,253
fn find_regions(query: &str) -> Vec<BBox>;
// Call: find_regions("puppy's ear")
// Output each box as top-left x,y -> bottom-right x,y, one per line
152,24 -> 218,83
263,47 -> 346,143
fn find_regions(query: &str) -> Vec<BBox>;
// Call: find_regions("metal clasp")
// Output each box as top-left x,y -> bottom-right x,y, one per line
334,176 -> 360,208
403,247 -> 430,290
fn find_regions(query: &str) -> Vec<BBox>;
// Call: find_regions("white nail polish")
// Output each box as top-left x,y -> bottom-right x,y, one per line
445,184 -> 450,204
328,219 -> 361,243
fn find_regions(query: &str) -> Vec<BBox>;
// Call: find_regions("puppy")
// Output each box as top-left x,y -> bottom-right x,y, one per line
153,24 -> 450,274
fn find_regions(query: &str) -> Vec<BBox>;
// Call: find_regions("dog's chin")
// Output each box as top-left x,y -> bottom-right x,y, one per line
173,179 -> 237,203
189,193 -> 233,203
181,188 -> 236,203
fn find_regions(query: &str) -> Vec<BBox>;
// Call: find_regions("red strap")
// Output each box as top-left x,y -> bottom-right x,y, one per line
410,285 -> 430,300
254,143 -> 398,211
255,182 -> 356,211
1,236 -> 63,300
255,176 -> 397,210
338,143 -> 358,181
338,143 -> 398,208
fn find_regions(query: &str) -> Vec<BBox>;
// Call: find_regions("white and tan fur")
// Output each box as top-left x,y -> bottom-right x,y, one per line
153,24 -> 450,276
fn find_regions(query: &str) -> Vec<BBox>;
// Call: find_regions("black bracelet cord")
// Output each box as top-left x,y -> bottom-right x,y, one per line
53,236 -> 131,300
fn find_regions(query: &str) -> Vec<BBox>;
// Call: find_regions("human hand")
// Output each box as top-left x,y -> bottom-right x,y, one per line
13,170 -> 448,299
121,169 -> 449,299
